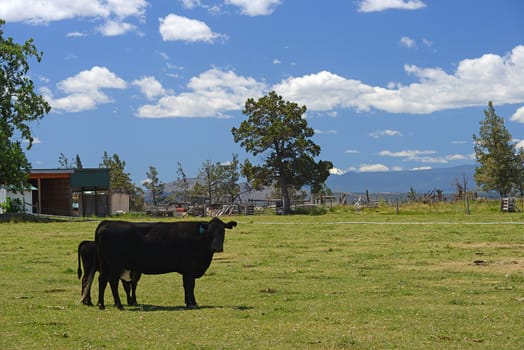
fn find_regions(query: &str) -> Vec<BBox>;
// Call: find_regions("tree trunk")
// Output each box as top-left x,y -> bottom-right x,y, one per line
280,181 -> 291,215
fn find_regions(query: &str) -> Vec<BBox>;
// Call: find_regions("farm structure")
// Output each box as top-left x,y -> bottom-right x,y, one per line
27,168 -> 128,217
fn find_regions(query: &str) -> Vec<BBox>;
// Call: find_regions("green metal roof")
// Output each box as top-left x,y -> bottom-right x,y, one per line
70,168 -> 110,191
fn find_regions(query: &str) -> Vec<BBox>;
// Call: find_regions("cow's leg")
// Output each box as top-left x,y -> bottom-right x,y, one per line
97,273 -> 108,310
183,274 -> 198,309
130,281 -> 137,306
129,272 -> 141,306
122,280 -> 132,305
109,277 -> 124,310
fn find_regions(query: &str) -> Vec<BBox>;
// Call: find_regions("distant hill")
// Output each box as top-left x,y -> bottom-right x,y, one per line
326,165 -> 477,194
155,165 -> 478,203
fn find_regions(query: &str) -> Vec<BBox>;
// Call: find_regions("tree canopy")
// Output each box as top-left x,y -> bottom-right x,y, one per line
473,101 -> 520,197
58,153 -> 83,169
0,20 -> 50,191
99,152 -> 135,194
193,155 -> 241,205
232,91 -> 332,214
144,165 -> 165,206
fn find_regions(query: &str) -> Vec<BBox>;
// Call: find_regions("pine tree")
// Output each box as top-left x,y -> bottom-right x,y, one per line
232,91 -> 332,214
473,101 -> 518,197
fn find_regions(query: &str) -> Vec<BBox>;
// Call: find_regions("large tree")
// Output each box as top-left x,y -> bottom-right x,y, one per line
232,91 -> 332,214
473,101 -> 519,197
0,20 -> 50,191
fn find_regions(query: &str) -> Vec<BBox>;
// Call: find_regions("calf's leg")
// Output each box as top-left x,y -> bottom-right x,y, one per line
80,270 -> 95,306
79,248 -> 96,306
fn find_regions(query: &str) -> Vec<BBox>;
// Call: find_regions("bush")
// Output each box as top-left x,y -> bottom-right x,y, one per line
0,197 -> 24,213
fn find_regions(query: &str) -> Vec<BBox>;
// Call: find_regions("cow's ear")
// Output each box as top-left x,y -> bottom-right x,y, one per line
225,221 -> 237,229
199,223 -> 208,234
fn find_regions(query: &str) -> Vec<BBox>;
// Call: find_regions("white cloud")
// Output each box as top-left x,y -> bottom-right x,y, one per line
379,150 -> 435,158
315,129 -> 337,135
446,154 -> 467,161
344,149 -> 360,154
422,38 -> 432,47
97,20 -> 136,36
178,0 -> 222,15
273,59 -> 281,65
329,167 -> 345,175
23,137 -> 41,145
137,68 -> 266,118
0,0 -> 147,35
357,0 -> 426,13
66,32 -> 86,38
43,66 -> 127,112
132,76 -> 168,100
133,45 -> 524,119
410,166 -> 432,171
359,164 -> 390,172
369,129 -> 402,138
400,36 -> 416,48
159,14 -> 224,43
225,0 -> 282,16
180,0 -> 202,9
273,71 -> 370,111
273,45 -> 524,114
379,149 -> 468,164
106,0 -> 148,19
510,106 -> 524,123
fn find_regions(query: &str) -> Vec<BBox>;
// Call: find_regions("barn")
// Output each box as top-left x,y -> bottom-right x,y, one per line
26,168 -> 128,217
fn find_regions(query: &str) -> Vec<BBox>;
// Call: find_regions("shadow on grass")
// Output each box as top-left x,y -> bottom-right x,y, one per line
128,304 -> 253,312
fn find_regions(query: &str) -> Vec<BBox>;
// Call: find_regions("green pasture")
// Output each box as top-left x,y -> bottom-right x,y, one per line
1,205 -> 523,349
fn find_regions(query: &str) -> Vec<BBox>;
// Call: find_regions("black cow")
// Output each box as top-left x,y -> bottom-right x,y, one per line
95,217 -> 237,310
77,240 -> 141,306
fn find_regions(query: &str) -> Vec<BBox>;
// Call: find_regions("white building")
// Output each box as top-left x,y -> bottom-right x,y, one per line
0,186 -> 34,214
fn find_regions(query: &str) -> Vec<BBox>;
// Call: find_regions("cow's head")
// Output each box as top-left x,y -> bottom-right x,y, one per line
205,217 -> 237,252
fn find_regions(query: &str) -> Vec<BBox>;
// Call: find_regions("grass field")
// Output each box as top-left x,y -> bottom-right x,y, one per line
1,203 -> 523,349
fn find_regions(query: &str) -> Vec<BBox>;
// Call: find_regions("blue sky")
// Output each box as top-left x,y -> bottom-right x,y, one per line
2,0 -> 524,186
